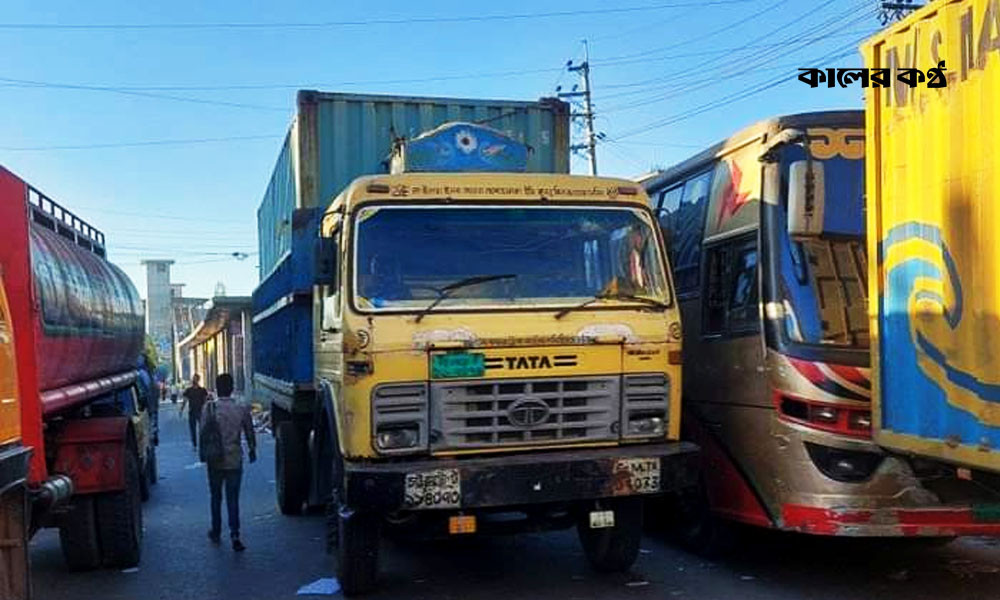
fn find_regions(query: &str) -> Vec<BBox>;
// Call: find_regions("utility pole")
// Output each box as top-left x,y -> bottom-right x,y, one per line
560,40 -> 598,175
878,1 -> 922,25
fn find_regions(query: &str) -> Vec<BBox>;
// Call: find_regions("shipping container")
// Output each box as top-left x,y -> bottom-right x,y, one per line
253,91 -> 570,399
257,91 -> 570,279
863,0 -> 1000,472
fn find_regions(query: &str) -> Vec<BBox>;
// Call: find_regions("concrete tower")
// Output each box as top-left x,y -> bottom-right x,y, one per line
141,259 -> 175,377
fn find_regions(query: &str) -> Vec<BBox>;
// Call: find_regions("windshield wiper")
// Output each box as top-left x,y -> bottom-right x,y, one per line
414,274 -> 517,323
554,291 -> 667,320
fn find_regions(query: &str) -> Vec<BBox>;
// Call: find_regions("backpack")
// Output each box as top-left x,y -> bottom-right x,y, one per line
199,401 -> 225,465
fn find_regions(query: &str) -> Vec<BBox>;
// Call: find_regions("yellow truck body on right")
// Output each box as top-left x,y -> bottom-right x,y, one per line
863,0 -> 1000,472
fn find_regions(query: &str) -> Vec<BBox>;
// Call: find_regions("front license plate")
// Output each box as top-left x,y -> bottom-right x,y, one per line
589,510 -> 615,529
614,457 -> 661,495
431,352 -> 485,379
404,468 -> 461,510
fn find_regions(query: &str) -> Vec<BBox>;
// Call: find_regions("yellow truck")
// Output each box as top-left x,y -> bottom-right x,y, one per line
252,111 -> 698,595
0,273 -> 29,599
864,0 -> 1000,475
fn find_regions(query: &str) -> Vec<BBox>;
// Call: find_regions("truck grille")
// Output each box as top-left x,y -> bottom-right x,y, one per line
430,376 -> 619,450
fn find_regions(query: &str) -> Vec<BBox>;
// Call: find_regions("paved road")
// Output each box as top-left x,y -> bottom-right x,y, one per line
31,406 -> 1000,599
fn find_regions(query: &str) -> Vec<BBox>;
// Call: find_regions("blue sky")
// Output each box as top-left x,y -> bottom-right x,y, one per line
0,0 -> 880,299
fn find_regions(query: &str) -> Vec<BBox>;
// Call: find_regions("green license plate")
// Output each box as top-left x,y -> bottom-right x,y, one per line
431,352 -> 485,379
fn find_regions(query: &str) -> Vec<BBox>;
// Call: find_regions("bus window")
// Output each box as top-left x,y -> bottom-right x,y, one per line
702,236 -> 759,336
728,243 -> 759,332
656,185 -> 684,244
704,246 -> 727,335
674,172 -> 712,296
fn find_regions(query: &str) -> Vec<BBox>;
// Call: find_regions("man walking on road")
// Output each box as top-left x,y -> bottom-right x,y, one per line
179,374 -> 209,448
201,373 -> 256,552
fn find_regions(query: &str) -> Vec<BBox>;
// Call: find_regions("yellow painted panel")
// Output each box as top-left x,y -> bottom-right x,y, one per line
0,276 -> 21,446
864,0 -> 1000,471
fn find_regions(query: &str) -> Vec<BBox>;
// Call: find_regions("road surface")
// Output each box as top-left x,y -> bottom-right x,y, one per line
31,405 -> 1000,599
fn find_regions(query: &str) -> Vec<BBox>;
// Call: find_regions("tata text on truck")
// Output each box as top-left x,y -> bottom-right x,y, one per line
863,0 -> 1000,492
0,167 -> 157,584
252,91 -> 698,594
642,108 -> 1000,549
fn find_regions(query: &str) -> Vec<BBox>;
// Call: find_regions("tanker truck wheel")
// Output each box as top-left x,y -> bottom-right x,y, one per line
276,421 -> 308,515
577,497 -> 643,573
59,495 -> 102,570
96,448 -> 143,567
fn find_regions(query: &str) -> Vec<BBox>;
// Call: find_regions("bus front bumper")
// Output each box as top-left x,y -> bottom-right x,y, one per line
781,503 -> 1000,537
344,441 -> 699,513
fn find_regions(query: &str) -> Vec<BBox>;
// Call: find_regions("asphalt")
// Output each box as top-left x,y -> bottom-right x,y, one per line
30,404 -> 1000,600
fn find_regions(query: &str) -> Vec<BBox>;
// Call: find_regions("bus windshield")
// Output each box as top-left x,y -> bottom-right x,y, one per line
776,153 -> 869,349
353,205 -> 669,311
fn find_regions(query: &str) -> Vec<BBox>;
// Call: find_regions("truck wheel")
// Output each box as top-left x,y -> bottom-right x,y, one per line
59,495 -> 102,570
665,477 -> 733,558
577,497 -> 643,573
276,421 -> 308,515
337,506 -> 380,596
324,412 -> 345,554
96,448 -> 143,567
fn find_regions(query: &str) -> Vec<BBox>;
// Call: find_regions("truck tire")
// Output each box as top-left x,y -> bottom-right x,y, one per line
59,495 -> 102,571
577,497 -> 643,573
276,421 -> 308,515
95,448 -> 143,567
337,507 -> 380,596
664,476 -> 733,558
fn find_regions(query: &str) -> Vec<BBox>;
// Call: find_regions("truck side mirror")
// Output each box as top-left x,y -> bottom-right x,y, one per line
315,236 -> 339,287
787,160 -> 825,238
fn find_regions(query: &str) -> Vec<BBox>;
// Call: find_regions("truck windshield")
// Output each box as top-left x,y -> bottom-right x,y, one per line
354,205 -> 669,311
777,153 -> 869,349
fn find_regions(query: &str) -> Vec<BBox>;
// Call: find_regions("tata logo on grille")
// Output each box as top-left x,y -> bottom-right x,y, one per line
484,354 -> 578,370
507,398 -> 551,428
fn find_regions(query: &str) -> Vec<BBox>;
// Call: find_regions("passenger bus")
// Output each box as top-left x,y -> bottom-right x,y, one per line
642,110 -> 1000,548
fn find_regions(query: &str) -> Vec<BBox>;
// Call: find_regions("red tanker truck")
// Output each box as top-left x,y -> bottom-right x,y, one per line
0,166 -> 157,589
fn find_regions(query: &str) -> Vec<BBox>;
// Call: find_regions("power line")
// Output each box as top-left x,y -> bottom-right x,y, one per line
0,1 -> 761,31
0,67 -> 566,93
0,134 -> 281,151
594,0 -> 789,65
608,39 -> 866,141
596,1 -> 875,114
596,0 -> 861,93
0,76 -> 288,112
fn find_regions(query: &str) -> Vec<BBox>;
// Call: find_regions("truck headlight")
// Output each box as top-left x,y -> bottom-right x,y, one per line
627,415 -> 665,436
376,426 -> 421,450
372,383 -> 429,455
621,373 -> 670,439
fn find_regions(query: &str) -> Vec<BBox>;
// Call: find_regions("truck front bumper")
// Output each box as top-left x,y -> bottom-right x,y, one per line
345,441 -> 699,513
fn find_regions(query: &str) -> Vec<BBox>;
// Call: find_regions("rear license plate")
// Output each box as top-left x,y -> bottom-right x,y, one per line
589,510 -> 615,529
614,457 -> 661,495
431,352 -> 485,379
404,468 -> 461,510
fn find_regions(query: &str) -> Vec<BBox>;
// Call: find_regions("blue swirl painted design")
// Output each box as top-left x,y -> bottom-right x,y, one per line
879,222 -> 1000,446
